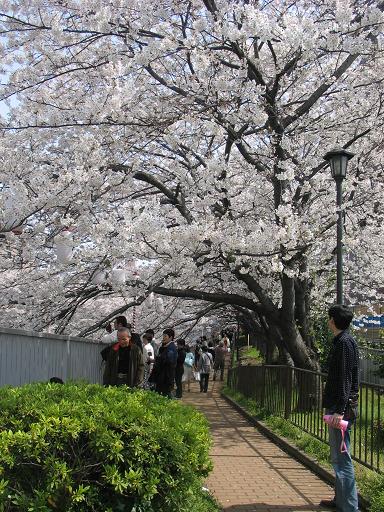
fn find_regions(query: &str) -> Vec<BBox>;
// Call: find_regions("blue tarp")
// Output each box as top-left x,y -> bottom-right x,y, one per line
353,315 -> 384,329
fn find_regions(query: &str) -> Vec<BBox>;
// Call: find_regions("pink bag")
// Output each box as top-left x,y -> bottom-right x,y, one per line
323,415 -> 349,452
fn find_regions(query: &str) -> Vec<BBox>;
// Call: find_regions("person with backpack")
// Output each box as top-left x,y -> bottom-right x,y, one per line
183,345 -> 195,392
197,345 -> 213,393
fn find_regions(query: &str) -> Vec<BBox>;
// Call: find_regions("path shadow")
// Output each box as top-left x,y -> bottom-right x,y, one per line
224,503 -> 327,511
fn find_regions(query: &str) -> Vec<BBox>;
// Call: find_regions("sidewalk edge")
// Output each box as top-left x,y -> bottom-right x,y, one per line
220,391 -> 370,512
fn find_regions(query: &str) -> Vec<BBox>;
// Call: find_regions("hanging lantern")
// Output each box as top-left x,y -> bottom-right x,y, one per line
55,244 -> 72,263
55,230 -> 73,264
92,270 -> 107,285
156,297 -> 164,313
1,191 -> 20,232
127,260 -> 136,271
110,268 -> 126,285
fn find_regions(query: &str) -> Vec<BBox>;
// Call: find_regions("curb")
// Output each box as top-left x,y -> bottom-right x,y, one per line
221,392 -> 370,512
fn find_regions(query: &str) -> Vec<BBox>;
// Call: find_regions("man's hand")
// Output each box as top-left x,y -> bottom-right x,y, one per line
330,413 -> 343,428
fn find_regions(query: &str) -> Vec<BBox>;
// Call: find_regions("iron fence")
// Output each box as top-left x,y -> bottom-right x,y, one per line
228,365 -> 384,473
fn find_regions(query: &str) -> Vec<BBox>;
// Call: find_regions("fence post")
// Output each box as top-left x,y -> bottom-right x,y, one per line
227,367 -> 231,387
284,366 -> 293,419
66,336 -> 72,381
260,365 -> 266,408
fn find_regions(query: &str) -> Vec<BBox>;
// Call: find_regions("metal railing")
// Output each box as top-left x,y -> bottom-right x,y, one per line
228,365 -> 384,473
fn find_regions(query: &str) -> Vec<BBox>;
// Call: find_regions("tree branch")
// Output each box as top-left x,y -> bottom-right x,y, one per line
153,286 -> 261,312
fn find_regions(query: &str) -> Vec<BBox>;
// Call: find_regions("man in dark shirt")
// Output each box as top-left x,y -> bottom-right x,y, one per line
321,305 -> 359,512
150,328 -> 177,398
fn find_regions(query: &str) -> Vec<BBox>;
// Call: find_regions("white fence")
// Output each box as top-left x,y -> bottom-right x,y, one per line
0,327 -> 104,387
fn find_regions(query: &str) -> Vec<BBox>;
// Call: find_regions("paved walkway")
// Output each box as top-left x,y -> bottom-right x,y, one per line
182,379 -> 334,512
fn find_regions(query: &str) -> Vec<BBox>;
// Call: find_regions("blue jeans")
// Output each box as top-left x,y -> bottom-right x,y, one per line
328,420 -> 359,511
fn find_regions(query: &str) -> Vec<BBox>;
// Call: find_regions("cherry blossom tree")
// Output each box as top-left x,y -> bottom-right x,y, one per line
1,0 -> 383,370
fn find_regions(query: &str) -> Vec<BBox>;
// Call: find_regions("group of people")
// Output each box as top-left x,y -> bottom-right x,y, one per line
65,306 -> 361,512
101,316 -> 230,399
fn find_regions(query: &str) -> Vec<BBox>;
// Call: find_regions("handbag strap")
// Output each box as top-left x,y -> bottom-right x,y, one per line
340,429 -> 348,453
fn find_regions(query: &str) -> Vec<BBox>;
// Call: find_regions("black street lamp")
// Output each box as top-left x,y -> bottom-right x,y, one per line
323,147 -> 355,304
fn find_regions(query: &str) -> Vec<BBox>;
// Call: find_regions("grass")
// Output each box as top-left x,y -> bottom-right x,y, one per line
222,385 -> 384,512
232,368 -> 384,472
240,346 -> 263,360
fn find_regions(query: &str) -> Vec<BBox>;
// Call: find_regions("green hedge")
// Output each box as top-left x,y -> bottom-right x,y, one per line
0,383 -> 213,511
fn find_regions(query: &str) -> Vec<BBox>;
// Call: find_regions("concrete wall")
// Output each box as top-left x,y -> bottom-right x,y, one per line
0,327 -> 104,386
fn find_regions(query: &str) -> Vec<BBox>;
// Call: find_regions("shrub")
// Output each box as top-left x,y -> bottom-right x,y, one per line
0,383 -> 213,511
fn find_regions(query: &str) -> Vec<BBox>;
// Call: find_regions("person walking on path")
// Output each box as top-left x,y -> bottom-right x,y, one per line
213,340 -> 226,381
145,328 -> 160,357
101,315 -> 128,344
102,316 -> 142,352
222,333 -> 231,352
142,334 -> 155,389
103,328 -> 144,387
150,328 -> 177,398
197,345 -> 213,393
320,304 -> 360,512
207,341 -> 216,362
183,345 -> 195,392
175,338 -> 187,398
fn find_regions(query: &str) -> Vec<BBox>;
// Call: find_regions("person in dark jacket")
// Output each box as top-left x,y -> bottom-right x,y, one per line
207,341 -> 215,363
320,305 -> 359,512
175,338 -> 187,398
103,328 -> 144,387
151,328 -> 177,398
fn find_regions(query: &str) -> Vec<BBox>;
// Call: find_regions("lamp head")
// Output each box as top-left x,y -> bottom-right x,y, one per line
324,147 -> 355,180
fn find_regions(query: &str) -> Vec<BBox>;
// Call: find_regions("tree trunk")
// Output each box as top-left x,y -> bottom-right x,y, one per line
276,275 -> 320,411
279,274 -> 319,371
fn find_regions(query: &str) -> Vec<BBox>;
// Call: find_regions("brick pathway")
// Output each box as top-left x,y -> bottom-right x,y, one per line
182,379 -> 334,512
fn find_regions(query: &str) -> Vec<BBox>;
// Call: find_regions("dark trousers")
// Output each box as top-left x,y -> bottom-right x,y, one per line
200,372 -> 209,392
175,368 -> 184,398
117,374 -> 129,386
156,384 -> 172,398
213,360 -> 225,381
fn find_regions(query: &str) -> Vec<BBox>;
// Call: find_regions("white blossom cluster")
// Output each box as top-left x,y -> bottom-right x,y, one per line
0,0 -> 383,357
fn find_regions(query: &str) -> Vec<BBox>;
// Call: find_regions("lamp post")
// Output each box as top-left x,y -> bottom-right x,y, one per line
323,147 -> 355,304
